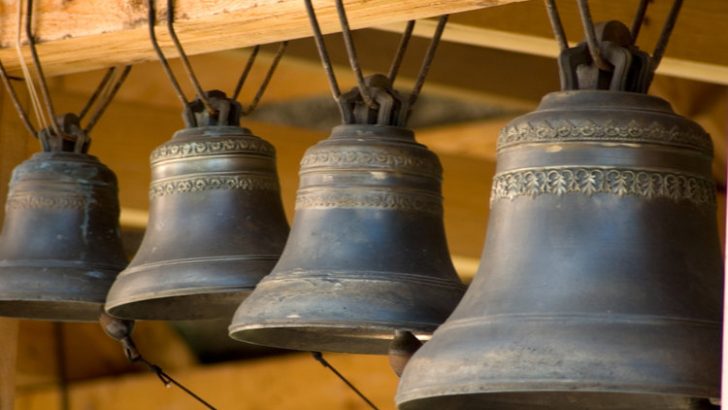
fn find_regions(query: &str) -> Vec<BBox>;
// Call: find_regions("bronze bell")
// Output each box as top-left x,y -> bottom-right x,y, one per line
0,114 -> 127,321
229,75 -> 465,354
105,91 -> 289,320
397,22 -> 722,410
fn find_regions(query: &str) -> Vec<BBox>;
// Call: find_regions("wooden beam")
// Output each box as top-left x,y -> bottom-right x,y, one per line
0,0 -> 525,77
15,353 -> 400,410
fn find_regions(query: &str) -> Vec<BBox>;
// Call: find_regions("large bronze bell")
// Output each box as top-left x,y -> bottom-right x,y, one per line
397,22 -> 722,410
0,115 -> 127,321
229,76 -> 465,354
105,91 -> 289,320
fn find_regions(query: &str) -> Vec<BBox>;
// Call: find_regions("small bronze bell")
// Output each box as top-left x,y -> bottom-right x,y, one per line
397,21 -> 722,409
0,114 -> 127,321
229,75 -> 465,354
105,91 -> 289,320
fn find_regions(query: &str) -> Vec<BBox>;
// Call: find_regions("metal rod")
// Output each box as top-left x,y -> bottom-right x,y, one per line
84,65 -> 133,134
241,41 -> 288,115
16,0 -> 50,134
650,0 -> 683,71
576,0 -> 611,70
311,352 -> 380,410
387,20 -> 416,84
303,0 -> 345,123
26,0 -> 63,137
630,0 -> 650,43
232,45 -> 261,101
0,60 -> 37,137
146,0 -> 188,107
78,67 -> 116,121
335,0 -> 376,108
138,358 -> 217,410
165,0 -> 215,114
408,15 -> 448,109
544,0 -> 569,52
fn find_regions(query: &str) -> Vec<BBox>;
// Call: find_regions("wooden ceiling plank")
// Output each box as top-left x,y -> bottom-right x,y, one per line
0,0 -> 527,77
377,16 -> 728,86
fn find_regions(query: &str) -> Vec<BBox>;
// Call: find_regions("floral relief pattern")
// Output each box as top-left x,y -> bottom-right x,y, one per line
497,119 -> 713,154
150,175 -> 279,198
300,150 -> 441,177
295,190 -> 442,215
491,167 -> 715,207
151,138 -> 274,162
6,194 -> 87,209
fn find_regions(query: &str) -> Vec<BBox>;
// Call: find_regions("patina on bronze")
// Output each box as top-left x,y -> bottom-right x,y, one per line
396,18 -> 722,410
0,115 -> 127,321
105,91 -> 289,320
229,75 -> 465,354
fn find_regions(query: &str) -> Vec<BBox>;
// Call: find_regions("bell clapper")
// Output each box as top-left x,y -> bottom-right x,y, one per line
98,312 -> 218,409
388,330 -> 423,377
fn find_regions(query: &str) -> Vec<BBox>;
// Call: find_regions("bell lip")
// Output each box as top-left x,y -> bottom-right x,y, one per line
105,254 -> 279,320
0,262 -> 118,322
395,388 -> 720,410
0,299 -> 103,322
228,321 -> 437,355
395,384 -> 719,409
104,287 -> 253,321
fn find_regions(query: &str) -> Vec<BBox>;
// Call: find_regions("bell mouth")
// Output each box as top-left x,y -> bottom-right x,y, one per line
228,323 -> 433,355
0,300 -> 102,322
397,391 -> 718,410
105,289 -> 252,321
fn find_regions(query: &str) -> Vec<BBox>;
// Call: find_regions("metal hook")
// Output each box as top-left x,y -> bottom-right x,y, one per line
304,0 -> 447,126
388,20 -> 416,85
84,65 -> 133,134
0,59 -> 37,137
334,0 -> 377,109
26,0 -> 63,138
406,15 -> 448,114
146,0 -> 189,107
630,0 -> 650,43
240,42 -> 288,115
0,1 -> 130,147
303,0 -> 346,122
544,0 -> 569,52
650,0 -> 683,72
78,67 -> 117,121
164,0 -> 216,115
147,0 -> 284,120
232,45 -> 261,102
576,0 -> 612,71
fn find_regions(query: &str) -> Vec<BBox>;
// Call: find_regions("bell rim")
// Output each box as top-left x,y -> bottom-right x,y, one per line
395,384 -> 720,408
104,287 -> 254,320
228,321 -> 437,355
